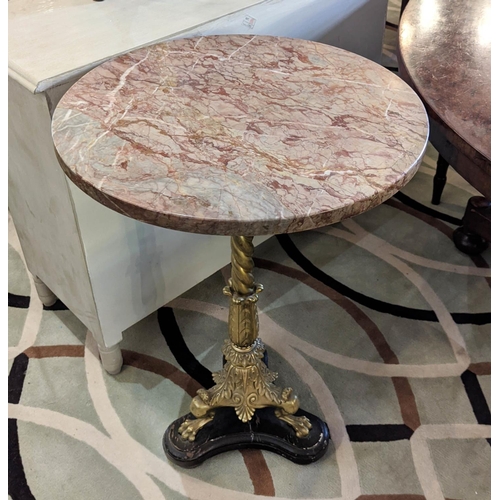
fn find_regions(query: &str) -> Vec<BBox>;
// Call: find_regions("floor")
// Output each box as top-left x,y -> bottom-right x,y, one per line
8,2 -> 490,499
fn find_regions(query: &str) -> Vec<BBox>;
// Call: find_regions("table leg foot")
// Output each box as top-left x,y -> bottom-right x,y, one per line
453,227 -> 489,255
453,196 -> 490,255
163,406 -> 329,468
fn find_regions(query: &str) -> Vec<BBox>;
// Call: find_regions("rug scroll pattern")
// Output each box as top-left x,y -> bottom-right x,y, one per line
8,141 -> 490,500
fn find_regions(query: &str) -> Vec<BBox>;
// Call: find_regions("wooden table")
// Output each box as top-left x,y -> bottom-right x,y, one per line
397,0 -> 491,254
52,35 -> 428,466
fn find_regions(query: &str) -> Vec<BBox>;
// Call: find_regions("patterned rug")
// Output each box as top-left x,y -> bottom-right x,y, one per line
8,6 -> 490,499
8,142 -> 491,499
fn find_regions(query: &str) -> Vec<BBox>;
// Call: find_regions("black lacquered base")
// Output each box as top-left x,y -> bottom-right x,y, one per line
163,406 -> 330,468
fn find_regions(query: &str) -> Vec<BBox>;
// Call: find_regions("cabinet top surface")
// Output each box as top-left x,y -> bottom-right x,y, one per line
52,35 -> 429,236
8,0 -> 263,92
399,0 -> 490,161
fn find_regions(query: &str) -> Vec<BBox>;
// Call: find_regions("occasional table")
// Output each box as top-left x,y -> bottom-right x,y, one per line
52,35 -> 428,466
9,0 -> 387,375
397,0 -> 491,254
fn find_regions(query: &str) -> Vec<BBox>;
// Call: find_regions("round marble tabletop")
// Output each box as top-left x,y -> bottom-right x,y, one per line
52,35 -> 428,236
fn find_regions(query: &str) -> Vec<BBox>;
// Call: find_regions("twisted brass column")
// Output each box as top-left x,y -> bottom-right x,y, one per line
178,236 -> 311,441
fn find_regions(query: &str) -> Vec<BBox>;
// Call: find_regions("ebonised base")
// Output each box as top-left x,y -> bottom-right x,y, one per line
163,406 -> 330,468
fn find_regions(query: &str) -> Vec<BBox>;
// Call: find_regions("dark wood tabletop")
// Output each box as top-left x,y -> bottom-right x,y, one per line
397,0 -> 491,199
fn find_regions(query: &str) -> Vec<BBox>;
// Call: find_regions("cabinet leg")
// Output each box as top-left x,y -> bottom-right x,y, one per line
431,154 -> 449,205
32,275 -> 58,307
97,343 -> 123,375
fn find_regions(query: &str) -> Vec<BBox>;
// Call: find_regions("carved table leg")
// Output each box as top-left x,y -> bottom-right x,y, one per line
453,196 -> 490,255
163,236 -> 329,467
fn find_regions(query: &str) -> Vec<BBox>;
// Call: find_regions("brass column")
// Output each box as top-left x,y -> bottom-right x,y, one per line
178,236 -> 311,441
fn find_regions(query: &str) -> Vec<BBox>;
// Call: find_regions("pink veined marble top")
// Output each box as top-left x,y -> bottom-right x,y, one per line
52,35 -> 429,236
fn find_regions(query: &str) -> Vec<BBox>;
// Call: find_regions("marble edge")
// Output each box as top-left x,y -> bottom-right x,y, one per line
54,136 -> 429,237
